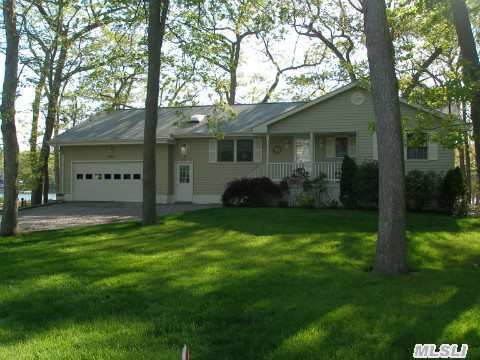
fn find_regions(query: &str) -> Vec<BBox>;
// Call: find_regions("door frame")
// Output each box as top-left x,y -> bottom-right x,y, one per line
175,161 -> 194,202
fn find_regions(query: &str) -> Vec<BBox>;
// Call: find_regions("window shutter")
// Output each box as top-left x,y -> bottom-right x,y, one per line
208,139 -> 217,163
427,135 -> 438,160
326,137 -> 335,158
348,136 -> 356,157
254,138 -> 263,163
372,133 -> 378,160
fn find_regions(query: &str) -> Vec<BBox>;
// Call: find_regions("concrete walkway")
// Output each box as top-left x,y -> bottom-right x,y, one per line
17,202 -> 217,232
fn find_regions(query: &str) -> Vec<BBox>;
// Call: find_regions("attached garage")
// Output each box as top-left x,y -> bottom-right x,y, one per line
72,161 -> 143,202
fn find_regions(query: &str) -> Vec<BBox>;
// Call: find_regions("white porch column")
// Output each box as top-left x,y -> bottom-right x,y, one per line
266,134 -> 270,177
309,132 -> 314,174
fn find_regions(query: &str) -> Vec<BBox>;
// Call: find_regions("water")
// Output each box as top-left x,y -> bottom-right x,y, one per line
0,192 -> 57,201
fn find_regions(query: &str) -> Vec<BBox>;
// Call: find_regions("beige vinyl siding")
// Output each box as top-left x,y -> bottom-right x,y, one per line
174,138 -> 265,195
268,136 -> 294,162
61,144 -> 171,196
268,88 -> 454,172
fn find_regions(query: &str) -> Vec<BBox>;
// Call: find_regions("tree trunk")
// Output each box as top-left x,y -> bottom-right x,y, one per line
451,0 -> 480,201
227,38 -> 241,105
364,0 -> 408,274
37,41 -> 68,204
1,0 -> 20,236
54,119 -> 60,196
143,0 -> 169,225
30,56 -> 49,205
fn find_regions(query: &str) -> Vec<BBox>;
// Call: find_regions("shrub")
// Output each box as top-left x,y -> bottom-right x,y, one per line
222,177 -> 283,207
296,193 -> 315,208
405,170 -> 436,211
438,167 -> 466,215
356,161 -> 379,209
283,169 -> 327,208
340,155 -> 358,208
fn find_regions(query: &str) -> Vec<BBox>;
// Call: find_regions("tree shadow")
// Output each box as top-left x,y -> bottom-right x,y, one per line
0,208 -> 478,359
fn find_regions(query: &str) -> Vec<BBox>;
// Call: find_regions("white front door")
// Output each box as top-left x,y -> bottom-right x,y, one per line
176,162 -> 193,202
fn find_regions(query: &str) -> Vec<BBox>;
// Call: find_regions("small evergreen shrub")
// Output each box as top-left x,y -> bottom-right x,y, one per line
405,170 -> 435,211
438,167 -> 466,215
296,193 -> 315,208
222,177 -> 283,207
356,161 -> 379,209
340,155 -> 358,208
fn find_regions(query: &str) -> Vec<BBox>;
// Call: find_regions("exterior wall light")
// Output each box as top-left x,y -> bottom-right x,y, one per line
180,143 -> 188,156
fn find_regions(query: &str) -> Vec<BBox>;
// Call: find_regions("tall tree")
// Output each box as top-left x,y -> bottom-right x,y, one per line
1,0 -> 20,235
143,0 -> 169,225
364,0 -> 408,274
172,0 -> 273,104
450,0 -> 480,199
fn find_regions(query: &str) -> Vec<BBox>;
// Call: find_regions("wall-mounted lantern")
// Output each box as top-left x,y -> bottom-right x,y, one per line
180,143 -> 188,157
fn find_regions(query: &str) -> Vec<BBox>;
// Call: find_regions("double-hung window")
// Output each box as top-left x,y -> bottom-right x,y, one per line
217,140 -> 235,162
217,139 -> 254,162
406,132 -> 428,160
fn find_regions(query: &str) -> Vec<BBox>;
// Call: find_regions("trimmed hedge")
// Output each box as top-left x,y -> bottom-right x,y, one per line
340,155 -> 358,208
339,157 -> 466,214
222,177 -> 283,207
438,167 -> 466,215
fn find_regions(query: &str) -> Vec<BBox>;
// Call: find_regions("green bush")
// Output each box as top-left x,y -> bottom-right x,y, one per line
340,155 -> 358,208
405,170 -> 436,211
222,177 -> 283,207
296,193 -> 315,208
356,161 -> 379,209
438,167 -> 466,215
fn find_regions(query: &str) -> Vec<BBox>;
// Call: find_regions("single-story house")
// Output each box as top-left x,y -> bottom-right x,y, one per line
51,82 -> 455,204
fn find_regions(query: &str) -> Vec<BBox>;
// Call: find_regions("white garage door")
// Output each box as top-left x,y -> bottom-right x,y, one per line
72,161 -> 143,202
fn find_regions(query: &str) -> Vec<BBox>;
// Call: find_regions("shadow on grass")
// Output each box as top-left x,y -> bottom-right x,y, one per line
0,208 -> 478,359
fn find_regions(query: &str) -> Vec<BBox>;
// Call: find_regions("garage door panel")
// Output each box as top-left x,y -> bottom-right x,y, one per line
73,161 -> 143,202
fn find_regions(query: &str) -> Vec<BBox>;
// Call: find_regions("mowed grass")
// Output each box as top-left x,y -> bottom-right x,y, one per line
0,208 -> 479,359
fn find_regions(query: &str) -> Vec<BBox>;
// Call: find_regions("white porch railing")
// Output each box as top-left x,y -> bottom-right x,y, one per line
251,161 -> 342,182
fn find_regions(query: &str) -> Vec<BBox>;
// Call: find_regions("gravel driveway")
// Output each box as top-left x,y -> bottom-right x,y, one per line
17,202 -> 217,232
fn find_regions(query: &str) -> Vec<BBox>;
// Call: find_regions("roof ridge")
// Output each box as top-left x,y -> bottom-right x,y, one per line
105,101 -> 308,112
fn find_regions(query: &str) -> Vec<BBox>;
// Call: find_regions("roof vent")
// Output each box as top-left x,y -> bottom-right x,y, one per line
188,114 -> 206,124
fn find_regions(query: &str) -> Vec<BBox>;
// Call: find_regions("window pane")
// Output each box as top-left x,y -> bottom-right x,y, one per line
123,174 -> 131,180
114,174 -> 121,180
85,174 -> 93,180
94,173 -> 102,180
295,138 -> 311,163
179,165 -> 190,183
76,174 -> 83,180
104,174 -> 112,180
218,140 -> 234,162
237,139 -> 253,162
133,173 -> 141,180
335,137 -> 348,158
407,133 -> 428,159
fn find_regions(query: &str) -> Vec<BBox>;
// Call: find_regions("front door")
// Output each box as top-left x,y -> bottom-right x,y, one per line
176,162 -> 193,202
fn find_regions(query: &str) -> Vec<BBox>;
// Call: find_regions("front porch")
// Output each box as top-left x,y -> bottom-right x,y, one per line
253,132 -> 355,182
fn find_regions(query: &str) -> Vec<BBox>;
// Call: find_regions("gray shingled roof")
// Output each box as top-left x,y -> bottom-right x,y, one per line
52,102 -> 306,144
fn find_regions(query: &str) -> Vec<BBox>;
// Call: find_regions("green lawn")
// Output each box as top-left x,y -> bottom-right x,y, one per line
0,208 -> 479,359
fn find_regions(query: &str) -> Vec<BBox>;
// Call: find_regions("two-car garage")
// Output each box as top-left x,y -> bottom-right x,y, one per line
72,161 -> 143,202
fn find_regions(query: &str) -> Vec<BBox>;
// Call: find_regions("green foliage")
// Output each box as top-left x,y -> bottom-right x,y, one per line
405,170 -> 438,211
340,155 -> 358,208
296,193 -> 315,208
439,167 -> 466,215
222,177 -> 283,207
356,161 -> 379,209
